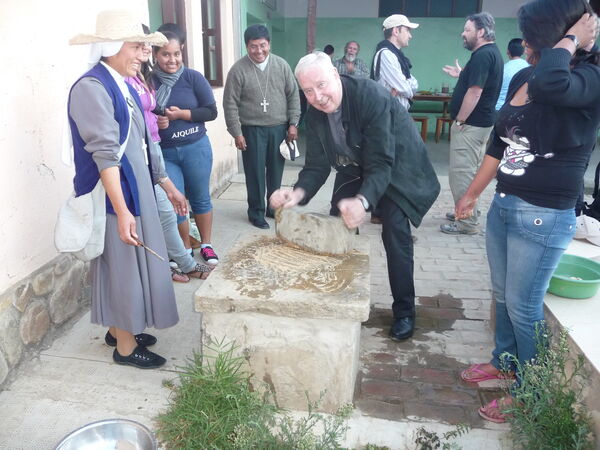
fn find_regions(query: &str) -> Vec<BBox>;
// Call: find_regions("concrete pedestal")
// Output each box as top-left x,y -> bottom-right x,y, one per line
195,234 -> 370,412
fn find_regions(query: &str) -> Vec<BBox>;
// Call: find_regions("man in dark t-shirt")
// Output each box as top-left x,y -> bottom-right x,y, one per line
441,12 -> 503,235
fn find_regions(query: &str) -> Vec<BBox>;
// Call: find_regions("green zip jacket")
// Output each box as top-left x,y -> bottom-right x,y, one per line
295,75 -> 440,227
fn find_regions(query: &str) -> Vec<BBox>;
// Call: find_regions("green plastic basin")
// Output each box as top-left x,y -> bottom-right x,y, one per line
547,253 -> 600,299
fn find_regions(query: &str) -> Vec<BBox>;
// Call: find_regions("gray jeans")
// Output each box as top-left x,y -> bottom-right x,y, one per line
449,123 -> 493,230
155,186 -> 197,273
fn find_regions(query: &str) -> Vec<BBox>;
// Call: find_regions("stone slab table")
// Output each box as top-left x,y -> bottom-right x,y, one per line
194,233 -> 370,412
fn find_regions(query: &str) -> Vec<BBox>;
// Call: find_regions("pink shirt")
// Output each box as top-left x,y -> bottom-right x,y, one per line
125,76 -> 160,143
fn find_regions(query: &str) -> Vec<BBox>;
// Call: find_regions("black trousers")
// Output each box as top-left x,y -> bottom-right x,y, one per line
330,172 -> 415,319
241,124 -> 287,221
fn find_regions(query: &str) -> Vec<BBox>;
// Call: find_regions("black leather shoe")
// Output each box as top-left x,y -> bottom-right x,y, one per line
249,218 -> 270,229
389,317 -> 415,341
105,331 -> 157,347
113,345 -> 166,369
266,211 -> 275,219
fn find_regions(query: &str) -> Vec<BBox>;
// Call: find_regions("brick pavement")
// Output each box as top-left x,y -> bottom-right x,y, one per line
354,176 -> 509,430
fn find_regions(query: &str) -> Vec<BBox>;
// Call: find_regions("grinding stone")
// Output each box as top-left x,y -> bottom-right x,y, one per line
275,207 -> 356,255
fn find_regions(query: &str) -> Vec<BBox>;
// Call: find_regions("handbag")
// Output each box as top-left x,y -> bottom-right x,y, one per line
279,139 -> 300,161
56,90 -> 132,262
54,180 -> 106,261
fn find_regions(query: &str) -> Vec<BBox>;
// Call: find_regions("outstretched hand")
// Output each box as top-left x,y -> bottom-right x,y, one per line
442,59 -> 462,78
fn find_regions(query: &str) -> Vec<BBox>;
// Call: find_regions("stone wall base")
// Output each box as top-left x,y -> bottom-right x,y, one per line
0,254 -> 90,389
202,311 -> 361,413
544,308 -> 600,443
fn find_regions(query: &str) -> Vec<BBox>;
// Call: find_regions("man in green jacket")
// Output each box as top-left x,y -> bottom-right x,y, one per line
270,52 -> 440,341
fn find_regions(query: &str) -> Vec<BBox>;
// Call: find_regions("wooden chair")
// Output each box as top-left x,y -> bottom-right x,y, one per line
435,116 -> 453,143
412,116 -> 428,142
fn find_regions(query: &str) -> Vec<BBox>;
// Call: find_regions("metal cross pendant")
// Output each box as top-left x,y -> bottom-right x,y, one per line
260,98 -> 269,113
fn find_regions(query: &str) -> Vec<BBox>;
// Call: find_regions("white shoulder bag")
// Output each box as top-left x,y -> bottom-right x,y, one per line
55,94 -> 132,262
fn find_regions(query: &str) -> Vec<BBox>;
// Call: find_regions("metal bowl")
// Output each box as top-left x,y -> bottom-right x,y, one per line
54,419 -> 157,450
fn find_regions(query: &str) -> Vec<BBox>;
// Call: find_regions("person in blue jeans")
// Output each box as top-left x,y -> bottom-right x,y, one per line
455,0 -> 600,423
152,30 -> 219,265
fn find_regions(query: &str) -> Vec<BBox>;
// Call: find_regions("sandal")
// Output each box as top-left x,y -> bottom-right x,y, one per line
185,263 -> 214,280
171,267 -> 190,283
461,363 -> 514,383
478,397 -> 512,424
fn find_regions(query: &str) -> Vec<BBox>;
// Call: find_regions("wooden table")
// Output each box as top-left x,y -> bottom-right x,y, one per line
413,93 -> 452,117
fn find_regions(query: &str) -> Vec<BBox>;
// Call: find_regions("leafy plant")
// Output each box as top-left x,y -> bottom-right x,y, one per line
414,423 -> 469,450
155,339 -> 352,449
500,325 -> 594,450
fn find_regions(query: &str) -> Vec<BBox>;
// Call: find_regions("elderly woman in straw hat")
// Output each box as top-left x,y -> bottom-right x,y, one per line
68,10 -> 186,369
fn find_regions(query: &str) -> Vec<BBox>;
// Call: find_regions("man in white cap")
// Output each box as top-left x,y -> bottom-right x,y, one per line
371,14 -> 420,110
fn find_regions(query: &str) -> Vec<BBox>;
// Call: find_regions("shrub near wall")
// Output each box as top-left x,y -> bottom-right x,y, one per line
0,254 -> 89,388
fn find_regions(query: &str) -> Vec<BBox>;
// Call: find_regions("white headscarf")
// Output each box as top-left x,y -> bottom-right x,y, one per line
86,41 -> 124,69
61,41 -> 126,166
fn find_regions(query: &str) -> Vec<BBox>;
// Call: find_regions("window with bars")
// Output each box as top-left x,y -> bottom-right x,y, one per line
379,0 -> 482,18
201,0 -> 223,87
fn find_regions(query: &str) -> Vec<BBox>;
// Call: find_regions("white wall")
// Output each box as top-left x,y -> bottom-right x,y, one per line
185,0 -> 239,190
0,0 -> 238,295
0,0 -> 146,293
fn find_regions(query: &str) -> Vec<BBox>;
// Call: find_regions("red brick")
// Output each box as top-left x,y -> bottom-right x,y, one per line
403,401 -> 467,424
438,297 -> 464,309
360,379 -> 417,400
354,398 -> 406,422
420,385 -> 478,407
363,363 -> 401,381
417,296 -> 439,307
401,367 -> 456,385
417,306 -> 465,320
371,352 -> 397,364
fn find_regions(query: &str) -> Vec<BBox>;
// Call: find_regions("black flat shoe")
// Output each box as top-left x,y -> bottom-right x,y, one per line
113,345 -> 166,369
389,316 -> 415,341
249,218 -> 270,229
105,331 -> 157,347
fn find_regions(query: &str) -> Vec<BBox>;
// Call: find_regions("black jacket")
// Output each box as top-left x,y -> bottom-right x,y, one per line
295,76 -> 440,227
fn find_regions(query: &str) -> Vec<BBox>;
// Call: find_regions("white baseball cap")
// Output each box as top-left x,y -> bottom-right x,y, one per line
382,14 -> 419,30
575,215 -> 600,246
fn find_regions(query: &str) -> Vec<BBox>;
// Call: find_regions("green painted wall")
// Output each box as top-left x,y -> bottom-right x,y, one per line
241,0 -> 286,56
236,3 -> 522,133
147,0 -> 163,31
277,17 -> 520,92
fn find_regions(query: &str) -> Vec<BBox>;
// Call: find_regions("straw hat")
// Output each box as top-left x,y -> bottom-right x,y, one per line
69,9 -> 167,46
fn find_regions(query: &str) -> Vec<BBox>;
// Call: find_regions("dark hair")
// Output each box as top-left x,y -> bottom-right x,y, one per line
140,24 -> 153,83
466,12 -> 496,41
519,0 -> 591,52
323,44 -> 334,55
153,30 -> 182,50
244,24 -> 270,44
384,27 -> 394,39
158,23 -> 186,45
507,38 -> 525,57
